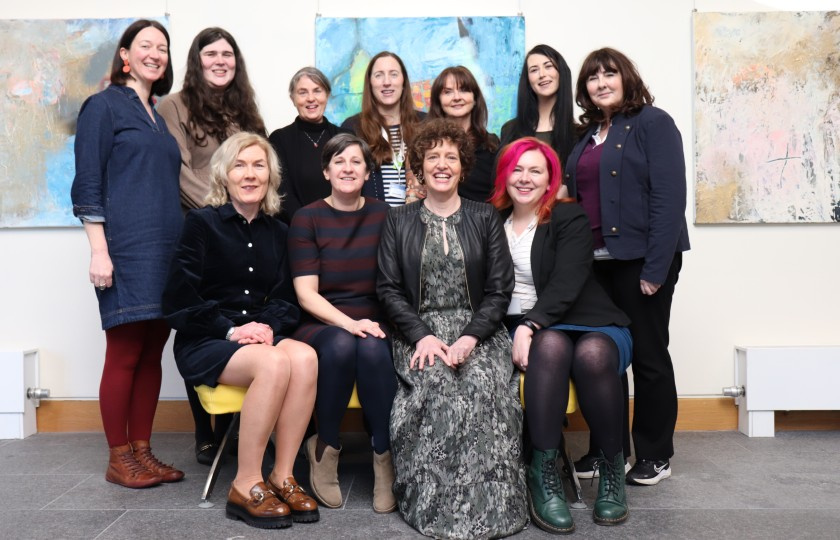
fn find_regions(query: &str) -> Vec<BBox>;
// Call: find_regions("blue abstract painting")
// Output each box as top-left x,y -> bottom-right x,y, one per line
315,16 -> 525,135
0,17 -> 167,228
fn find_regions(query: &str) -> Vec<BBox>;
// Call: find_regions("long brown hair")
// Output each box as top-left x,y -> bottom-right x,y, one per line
358,51 -> 421,166
180,27 -> 266,145
428,66 -> 498,153
575,47 -> 653,133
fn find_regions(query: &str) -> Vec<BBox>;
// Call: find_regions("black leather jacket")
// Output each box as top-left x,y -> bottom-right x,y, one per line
376,199 -> 514,344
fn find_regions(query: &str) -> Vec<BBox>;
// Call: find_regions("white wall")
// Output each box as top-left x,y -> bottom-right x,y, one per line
2,0 -> 838,400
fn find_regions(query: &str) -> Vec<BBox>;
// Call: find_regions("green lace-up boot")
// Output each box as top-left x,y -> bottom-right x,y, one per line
593,451 -> 629,525
527,449 -> 574,533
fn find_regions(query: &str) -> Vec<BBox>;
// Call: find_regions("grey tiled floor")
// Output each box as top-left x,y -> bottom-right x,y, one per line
1,430 -> 839,539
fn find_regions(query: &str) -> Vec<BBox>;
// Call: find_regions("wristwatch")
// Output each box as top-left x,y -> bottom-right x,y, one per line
519,319 -> 540,333
225,327 -> 235,341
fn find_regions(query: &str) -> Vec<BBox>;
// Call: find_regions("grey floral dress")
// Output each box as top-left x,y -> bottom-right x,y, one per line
390,206 -> 527,539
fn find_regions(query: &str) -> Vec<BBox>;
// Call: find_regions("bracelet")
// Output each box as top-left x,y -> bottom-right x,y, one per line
519,319 -> 539,333
225,327 -> 235,341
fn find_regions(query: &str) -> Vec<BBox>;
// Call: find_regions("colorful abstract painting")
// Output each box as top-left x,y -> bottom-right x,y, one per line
694,11 -> 840,223
0,17 -> 166,228
314,16 -> 525,136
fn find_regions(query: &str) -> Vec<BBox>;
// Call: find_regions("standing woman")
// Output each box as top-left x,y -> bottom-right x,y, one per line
342,51 -> 425,205
158,27 -> 265,464
288,134 -> 396,513
428,65 -> 499,202
269,67 -> 347,223
71,19 -> 184,489
565,48 -> 690,486
500,45 -> 576,171
378,119 -> 526,539
492,138 -> 632,531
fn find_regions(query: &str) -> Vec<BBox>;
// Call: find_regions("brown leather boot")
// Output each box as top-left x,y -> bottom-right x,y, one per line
372,450 -> 397,513
131,440 -> 185,483
105,443 -> 162,489
267,475 -> 320,523
304,434 -> 342,508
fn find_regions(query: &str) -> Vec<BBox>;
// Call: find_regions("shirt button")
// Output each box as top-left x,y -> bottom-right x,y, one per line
242,219 -> 247,224
245,289 -> 250,295
611,226 -> 618,232
625,125 -> 630,131
611,170 -> 617,177
248,267 -> 254,272
616,143 -> 622,149
242,310 -> 247,315
248,243 -> 253,248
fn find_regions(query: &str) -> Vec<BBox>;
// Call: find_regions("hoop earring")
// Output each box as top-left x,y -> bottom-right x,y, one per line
122,59 -> 131,74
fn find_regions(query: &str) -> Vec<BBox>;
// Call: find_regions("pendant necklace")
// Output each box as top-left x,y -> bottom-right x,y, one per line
303,129 -> 326,148
381,125 -> 405,183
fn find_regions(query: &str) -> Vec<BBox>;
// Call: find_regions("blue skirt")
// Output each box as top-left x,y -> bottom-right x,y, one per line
547,323 -> 632,374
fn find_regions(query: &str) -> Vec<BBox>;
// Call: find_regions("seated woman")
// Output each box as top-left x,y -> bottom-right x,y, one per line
377,119 -> 527,539
162,132 -> 319,529
287,133 -> 396,513
490,137 -> 632,532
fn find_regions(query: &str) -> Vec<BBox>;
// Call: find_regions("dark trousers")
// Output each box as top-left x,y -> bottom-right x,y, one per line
593,253 -> 683,460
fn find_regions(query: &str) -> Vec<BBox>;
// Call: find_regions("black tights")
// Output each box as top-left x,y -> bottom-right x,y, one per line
524,329 -> 623,458
311,326 -> 396,454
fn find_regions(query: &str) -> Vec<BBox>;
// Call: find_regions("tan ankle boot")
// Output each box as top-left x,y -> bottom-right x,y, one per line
106,443 -> 162,488
132,440 -> 184,483
372,450 -> 397,513
304,434 -> 342,508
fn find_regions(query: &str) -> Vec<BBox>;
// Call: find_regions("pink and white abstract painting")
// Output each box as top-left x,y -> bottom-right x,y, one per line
693,11 -> 840,223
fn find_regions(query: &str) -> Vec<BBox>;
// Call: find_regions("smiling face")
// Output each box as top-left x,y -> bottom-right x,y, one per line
506,149 -> 550,212
120,26 -> 169,89
586,65 -> 624,114
226,144 -> 270,216
422,139 -> 462,198
200,38 -> 235,90
526,53 -> 559,100
369,56 -> 404,111
439,75 -> 475,121
292,75 -> 328,123
323,144 -> 369,197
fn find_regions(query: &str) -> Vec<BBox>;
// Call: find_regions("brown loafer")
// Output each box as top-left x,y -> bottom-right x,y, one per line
268,476 -> 320,523
131,440 -> 184,483
226,482 -> 292,529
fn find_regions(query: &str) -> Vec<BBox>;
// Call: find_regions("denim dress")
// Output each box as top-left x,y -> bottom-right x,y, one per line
71,85 -> 182,330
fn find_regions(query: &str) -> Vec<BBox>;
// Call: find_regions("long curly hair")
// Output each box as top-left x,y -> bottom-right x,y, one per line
408,119 -> 474,183
358,51 -> 422,166
428,66 -> 498,153
180,27 -> 265,146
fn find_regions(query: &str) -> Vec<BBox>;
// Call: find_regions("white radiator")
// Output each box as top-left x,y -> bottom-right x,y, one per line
0,349 -> 44,439
730,346 -> 840,437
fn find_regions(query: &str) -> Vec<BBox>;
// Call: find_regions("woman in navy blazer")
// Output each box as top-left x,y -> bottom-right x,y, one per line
492,137 -> 631,531
564,48 -> 690,486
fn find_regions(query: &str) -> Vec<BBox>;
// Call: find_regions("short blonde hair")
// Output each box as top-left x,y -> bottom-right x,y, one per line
205,132 -> 283,216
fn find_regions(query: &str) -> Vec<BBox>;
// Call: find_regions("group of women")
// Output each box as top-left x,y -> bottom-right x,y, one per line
71,18 -> 688,539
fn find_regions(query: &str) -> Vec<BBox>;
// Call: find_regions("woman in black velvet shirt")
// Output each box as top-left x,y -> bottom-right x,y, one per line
269,67 -> 347,223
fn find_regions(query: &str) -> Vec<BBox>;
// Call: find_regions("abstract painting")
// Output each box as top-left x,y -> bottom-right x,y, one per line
0,17 -> 166,228
694,11 -> 840,223
314,16 -> 525,136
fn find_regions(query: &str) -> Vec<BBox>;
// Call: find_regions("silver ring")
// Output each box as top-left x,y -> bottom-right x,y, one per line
98,284 -> 106,291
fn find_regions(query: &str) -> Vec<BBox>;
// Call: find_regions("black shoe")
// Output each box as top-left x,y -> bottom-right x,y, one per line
195,441 -> 218,466
626,459 -> 671,486
575,452 -> 630,479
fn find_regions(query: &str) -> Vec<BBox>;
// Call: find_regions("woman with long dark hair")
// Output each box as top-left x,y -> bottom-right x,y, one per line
428,65 -> 499,202
158,27 -> 266,465
341,51 -> 426,205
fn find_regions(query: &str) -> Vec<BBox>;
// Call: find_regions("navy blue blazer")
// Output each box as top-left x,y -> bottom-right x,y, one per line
564,105 -> 690,284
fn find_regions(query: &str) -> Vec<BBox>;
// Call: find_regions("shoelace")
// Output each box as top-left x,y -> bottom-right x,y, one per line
590,457 -> 621,499
541,454 -> 565,498
136,448 -> 174,472
119,452 -> 150,477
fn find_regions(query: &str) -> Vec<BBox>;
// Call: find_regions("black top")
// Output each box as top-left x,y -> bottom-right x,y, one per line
269,116 -> 348,224
162,203 -> 300,339
459,135 -> 500,203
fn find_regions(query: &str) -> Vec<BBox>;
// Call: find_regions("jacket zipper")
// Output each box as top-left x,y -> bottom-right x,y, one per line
416,225 -> 429,312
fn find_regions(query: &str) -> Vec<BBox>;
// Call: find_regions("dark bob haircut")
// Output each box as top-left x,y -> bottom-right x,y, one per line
110,19 -> 174,96
320,133 -> 375,174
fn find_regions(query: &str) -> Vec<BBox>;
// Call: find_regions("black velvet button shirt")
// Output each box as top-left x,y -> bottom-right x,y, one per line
162,203 -> 300,339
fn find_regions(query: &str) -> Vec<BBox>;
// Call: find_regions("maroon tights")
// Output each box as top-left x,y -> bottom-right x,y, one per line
100,319 -> 171,447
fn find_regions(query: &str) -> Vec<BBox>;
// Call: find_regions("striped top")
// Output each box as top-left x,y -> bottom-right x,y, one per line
287,197 -> 390,341
382,125 -> 406,206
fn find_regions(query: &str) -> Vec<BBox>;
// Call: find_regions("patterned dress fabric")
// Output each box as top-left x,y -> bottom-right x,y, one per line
390,205 -> 527,540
